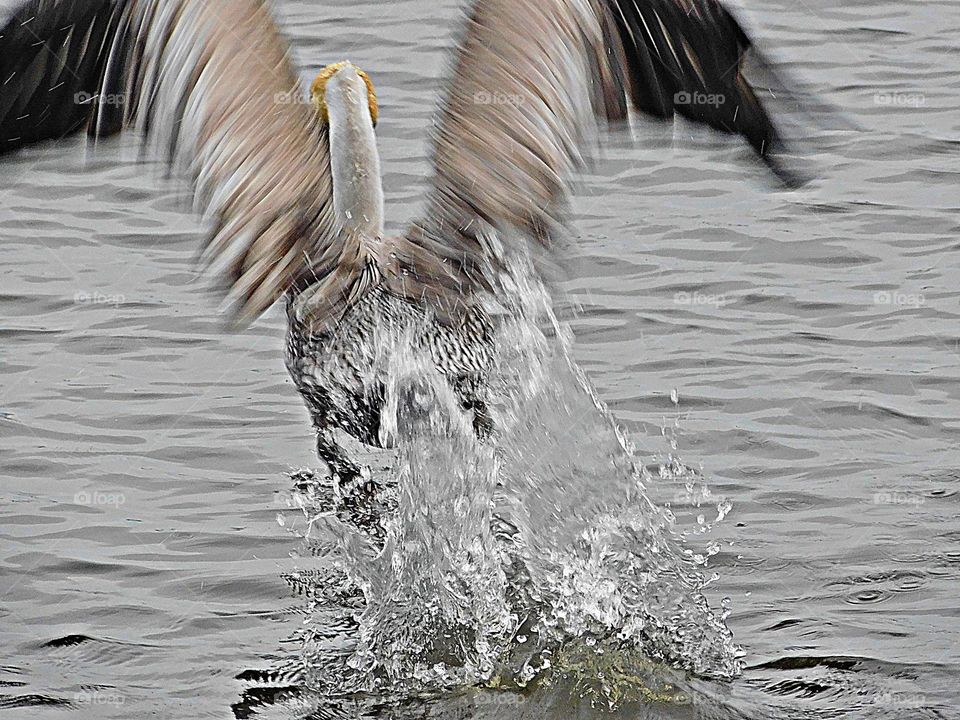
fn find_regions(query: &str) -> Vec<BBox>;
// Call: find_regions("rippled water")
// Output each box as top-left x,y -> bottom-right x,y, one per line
2,0 -> 959,718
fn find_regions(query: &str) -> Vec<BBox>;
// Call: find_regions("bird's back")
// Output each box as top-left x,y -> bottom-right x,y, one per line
284,282 -> 495,459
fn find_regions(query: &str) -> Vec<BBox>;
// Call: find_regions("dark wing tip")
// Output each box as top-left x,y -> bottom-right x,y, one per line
606,0 -> 807,182
0,0 -> 125,155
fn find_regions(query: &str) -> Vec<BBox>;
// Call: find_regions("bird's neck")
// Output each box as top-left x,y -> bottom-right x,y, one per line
325,71 -> 384,237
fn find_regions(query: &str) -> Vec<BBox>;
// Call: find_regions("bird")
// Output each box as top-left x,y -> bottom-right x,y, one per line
0,0 -> 803,483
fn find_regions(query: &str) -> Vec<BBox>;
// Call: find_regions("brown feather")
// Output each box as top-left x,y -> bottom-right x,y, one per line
98,0 -> 342,325
395,0 -> 799,322
393,0 -> 610,321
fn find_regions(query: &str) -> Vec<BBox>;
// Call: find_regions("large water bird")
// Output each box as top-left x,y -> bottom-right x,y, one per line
0,0 -> 802,481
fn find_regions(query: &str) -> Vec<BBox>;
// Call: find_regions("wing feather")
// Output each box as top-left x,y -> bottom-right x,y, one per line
394,0 -> 802,320
116,0 -> 343,323
0,0 -> 123,149
1,0 -> 343,325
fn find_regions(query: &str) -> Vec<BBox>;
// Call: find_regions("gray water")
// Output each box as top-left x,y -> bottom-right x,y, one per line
1,0 -> 959,717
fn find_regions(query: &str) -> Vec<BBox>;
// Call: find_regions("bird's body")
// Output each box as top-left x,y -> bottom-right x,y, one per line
0,0 -> 810,479
285,285 -> 495,479
286,61 -> 496,476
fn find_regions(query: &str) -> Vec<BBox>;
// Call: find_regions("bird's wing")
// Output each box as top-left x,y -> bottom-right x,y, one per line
607,0 -> 790,169
387,0 -> 799,319
0,0 -> 126,149
0,0 -> 340,324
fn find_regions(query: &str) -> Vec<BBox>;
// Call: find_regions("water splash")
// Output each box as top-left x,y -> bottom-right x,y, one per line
280,258 -> 742,705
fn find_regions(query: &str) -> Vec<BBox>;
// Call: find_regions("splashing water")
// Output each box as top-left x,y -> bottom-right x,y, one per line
281,254 -> 742,705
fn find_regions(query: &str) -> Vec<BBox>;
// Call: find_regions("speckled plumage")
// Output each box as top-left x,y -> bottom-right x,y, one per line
284,285 -> 495,479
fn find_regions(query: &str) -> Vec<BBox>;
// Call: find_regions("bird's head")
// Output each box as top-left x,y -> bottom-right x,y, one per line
311,61 -> 378,127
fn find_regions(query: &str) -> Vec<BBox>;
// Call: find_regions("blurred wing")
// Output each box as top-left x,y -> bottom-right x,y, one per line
0,0 -> 125,150
609,0 -> 791,175
391,0 -> 800,317
0,0 -> 340,324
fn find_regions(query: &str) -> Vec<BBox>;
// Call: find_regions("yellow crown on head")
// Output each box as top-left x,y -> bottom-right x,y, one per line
310,61 -> 378,127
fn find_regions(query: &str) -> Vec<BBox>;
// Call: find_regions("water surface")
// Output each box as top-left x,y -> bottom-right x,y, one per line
1,0 -> 959,717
